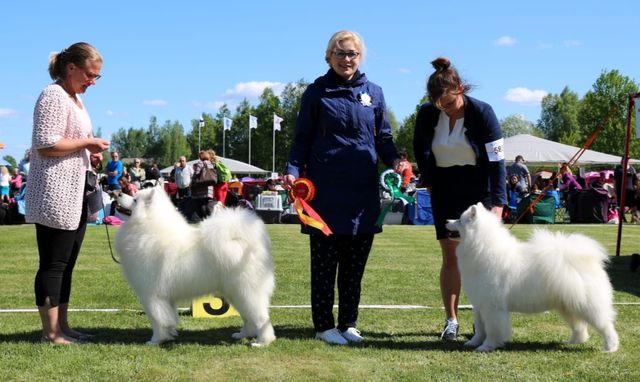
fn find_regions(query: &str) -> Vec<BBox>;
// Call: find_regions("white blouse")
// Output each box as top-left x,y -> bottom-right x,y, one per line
431,111 -> 476,167
25,84 -> 93,230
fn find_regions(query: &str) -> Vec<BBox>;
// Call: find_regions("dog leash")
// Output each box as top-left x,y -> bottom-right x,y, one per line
104,223 -> 120,264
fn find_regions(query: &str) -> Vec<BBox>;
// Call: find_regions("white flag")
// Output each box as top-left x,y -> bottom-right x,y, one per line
198,115 -> 205,128
249,115 -> 258,129
223,117 -> 233,131
273,114 -> 284,131
635,97 -> 640,139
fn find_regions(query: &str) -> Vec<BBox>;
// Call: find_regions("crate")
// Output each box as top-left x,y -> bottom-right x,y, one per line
256,193 -> 283,211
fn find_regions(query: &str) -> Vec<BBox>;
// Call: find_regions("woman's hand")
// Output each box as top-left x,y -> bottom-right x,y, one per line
87,138 -> 110,154
283,174 -> 295,189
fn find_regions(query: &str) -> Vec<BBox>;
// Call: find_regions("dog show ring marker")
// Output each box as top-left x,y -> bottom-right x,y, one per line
192,295 -> 239,318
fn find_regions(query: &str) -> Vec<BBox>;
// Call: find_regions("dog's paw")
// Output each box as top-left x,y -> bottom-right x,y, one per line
464,339 -> 482,348
231,331 -> 247,340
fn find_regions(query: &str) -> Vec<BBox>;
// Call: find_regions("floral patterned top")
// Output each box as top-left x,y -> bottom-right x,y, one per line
25,84 -> 93,230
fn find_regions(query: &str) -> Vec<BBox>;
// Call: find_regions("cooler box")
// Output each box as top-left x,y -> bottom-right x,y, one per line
516,194 -> 556,224
255,193 -> 283,224
407,188 -> 434,225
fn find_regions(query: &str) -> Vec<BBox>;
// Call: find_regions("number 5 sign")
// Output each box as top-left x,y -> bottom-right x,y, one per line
192,295 -> 239,318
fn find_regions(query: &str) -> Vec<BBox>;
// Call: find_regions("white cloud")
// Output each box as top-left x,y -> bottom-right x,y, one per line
563,40 -> 582,48
105,110 -> 114,116
495,36 -> 517,46
537,42 -> 553,49
398,68 -> 411,74
142,99 -> 168,107
0,108 -> 18,118
223,81 -> 285,99
504,87 -> 548,105
205,101 -> 227,110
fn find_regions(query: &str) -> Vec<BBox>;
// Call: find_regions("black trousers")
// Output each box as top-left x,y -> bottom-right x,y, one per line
309,233 -> 374,332
34,201 -> 87,306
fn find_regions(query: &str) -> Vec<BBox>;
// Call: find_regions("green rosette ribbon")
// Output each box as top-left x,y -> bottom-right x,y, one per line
375,169 -> 415,226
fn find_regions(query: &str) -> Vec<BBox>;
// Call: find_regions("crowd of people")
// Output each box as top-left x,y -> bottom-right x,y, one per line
10,33 -> 637,349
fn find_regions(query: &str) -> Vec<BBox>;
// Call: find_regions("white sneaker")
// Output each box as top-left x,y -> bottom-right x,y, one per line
341,327 -> 364,343
315,328 -> 348,345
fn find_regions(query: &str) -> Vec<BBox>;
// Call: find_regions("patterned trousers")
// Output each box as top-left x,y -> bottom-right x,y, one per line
309,233 -> 374,332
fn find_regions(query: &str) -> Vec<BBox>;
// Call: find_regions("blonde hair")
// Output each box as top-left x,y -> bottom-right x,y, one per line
0,166 -> 8,176
324,30 -> 366,64
48,42 -> 102,81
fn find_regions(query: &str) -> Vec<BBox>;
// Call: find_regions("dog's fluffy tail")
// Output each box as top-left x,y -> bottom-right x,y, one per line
529,229 -> 613,308
198,208 -> 275,290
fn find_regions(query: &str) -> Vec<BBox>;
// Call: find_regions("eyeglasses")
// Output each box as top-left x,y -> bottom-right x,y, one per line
83,69 -> 102,81
333,50 -> 360,60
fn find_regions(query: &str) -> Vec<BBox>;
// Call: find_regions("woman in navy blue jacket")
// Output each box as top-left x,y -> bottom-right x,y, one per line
413,57 -> 506,342
285,30 -> 399,345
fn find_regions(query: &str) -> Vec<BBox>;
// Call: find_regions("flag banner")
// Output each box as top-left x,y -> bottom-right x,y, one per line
199,117 -> 205,128
223,117 -> 233,131
249,115 -> 258,129
273,114 -> 284,131
635,97 -> 640,139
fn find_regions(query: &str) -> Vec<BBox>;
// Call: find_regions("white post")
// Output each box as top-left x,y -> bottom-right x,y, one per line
272,122 -> 276,172
248,121 -> 252,165
198,114 -> 205,153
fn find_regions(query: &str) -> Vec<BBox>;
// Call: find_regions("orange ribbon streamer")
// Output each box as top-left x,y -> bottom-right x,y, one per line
288,178 -> 333,236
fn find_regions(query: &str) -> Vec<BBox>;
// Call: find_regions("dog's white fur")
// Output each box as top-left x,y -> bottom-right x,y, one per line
115,186 -> 276,346
446,202 -> 619,352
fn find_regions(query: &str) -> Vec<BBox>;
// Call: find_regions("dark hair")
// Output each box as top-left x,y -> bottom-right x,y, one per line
48,42 -> 102,81
426,57 -> 472,104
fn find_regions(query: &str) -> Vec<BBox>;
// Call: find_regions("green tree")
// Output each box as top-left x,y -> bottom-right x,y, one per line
578,70 -> 640,158
2,155 -> 17,169
500,114 -> 541,138
157,120 -> 190,168
110,127 -> 148,158
278,79 -> 308,171
253,87 -> 282,172
537,87 -> 581,145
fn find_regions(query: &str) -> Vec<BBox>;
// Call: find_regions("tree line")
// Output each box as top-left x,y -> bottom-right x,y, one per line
4,70 -> 636,172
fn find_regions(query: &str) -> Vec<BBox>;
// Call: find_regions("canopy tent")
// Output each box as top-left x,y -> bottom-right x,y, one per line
160,156 -> 269,176
503,134 -> 640,166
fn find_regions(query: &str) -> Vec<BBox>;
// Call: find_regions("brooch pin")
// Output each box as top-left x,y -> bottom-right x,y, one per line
358,92 -> 372,107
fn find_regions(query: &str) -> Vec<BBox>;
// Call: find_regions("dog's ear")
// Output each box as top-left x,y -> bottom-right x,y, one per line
470,204 -> 478,220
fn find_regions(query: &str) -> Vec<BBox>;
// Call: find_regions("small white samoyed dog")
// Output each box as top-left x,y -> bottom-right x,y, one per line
445,202 -> 619,352
115,186 -> 276,346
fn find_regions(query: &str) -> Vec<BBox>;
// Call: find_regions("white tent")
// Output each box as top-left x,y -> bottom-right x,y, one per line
503,134 -> 640,165
160,156 -> 269,176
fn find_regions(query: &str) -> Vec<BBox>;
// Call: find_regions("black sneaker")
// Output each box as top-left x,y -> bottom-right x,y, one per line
441,319 -> 459,341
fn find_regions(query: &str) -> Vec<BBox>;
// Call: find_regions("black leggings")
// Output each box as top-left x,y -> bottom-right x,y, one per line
34,205 -> 87,307
309,233 -> 374,332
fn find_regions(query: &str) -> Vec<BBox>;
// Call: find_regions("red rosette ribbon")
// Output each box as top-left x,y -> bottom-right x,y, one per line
288,178 -> 333,236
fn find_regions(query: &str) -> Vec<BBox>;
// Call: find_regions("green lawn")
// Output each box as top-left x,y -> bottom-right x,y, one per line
1,222 -> 639,381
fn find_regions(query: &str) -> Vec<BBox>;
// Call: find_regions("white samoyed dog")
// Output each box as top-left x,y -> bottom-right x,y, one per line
115,186 -> 276,346
445,202 -> 619,352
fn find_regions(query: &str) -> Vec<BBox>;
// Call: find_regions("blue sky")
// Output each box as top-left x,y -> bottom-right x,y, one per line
1,1 -> 638,162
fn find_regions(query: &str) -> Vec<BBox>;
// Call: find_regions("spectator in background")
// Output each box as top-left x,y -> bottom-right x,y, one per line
118,174 -> 138,197
10,167 -> 23,197
209,149 -> 229,208
128,158 -> 145,188
175,155 -> 192,199
614,160 -> 638,223
0,166 -> 10,203
191,150 -> 216,221
19,149 -> 31,181
396,151 -> 415,193
106,150 -> 124,191
147,161 -> 161,182
558,163 -> 582,218
507,155 -> 530,192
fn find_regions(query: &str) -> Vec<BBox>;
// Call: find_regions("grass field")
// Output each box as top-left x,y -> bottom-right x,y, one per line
1,222 -> 639,381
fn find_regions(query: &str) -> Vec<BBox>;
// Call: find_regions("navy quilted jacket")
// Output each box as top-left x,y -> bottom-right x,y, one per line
286,69 -> 399,235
